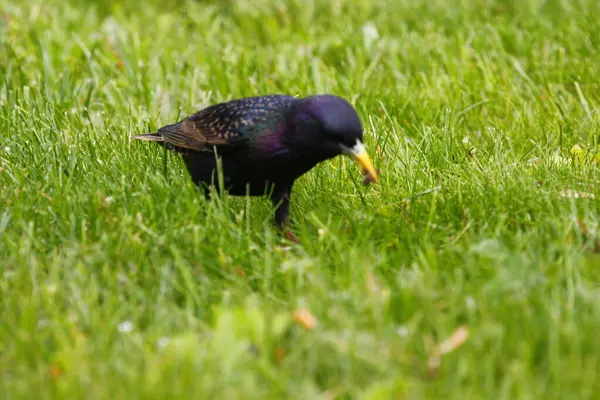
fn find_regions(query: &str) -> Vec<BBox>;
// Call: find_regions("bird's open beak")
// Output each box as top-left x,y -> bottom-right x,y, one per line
343,140 -> 378,184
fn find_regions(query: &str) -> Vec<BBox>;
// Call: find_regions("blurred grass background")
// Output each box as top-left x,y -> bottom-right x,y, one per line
1,0 -> 599,398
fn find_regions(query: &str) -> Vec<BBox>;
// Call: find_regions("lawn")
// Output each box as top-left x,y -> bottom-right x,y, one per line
1,0 -> 600,398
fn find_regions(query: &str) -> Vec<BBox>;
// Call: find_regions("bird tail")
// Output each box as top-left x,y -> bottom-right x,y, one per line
132,132 -> 164,142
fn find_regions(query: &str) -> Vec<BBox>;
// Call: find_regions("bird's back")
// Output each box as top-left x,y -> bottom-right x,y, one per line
134,94 -> 297,153
180,94 -> 297,145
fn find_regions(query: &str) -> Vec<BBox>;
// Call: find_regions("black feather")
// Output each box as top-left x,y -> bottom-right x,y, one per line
133,94 -> 372,239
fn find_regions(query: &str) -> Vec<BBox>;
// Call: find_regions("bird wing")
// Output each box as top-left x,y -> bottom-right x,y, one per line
137,95 -> 297,152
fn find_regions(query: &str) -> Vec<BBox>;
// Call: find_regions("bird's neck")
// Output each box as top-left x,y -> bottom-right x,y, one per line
253,133 -> 335,180
256,127 -> 290,159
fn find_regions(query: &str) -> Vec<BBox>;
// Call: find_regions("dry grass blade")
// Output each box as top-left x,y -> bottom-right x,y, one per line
293,308 -> 317,330
427,326 -> 470,377
437,326 -> 469,355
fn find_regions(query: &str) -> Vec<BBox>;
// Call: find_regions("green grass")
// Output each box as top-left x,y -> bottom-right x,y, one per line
1,0 -> 600,398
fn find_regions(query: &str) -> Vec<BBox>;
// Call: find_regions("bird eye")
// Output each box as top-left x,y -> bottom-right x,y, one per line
297,112 -> 317,125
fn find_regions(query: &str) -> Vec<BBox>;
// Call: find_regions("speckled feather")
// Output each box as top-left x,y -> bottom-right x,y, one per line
133,94 -> 371,238
134,95 -> 297,153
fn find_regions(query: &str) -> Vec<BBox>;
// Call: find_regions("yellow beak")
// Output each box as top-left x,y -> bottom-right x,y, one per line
345,141 -> 378,184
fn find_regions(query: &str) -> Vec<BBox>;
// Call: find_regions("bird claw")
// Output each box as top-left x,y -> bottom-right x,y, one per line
285,230 -> 300,243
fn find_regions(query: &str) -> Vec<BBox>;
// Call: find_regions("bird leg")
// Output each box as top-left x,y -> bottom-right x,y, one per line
271,184 -> 298,243
203,186 -> 212,200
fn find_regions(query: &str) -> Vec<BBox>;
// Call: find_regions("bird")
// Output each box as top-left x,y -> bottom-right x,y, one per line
133,94 -> 378,242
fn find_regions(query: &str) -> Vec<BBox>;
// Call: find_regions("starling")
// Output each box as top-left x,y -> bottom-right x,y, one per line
133,94 -> 378,240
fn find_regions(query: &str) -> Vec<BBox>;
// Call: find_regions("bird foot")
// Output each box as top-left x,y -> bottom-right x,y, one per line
285,230 -> 300,244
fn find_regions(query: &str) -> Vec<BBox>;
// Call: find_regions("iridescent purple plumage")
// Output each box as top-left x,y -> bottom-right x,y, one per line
133,94 -> 377,240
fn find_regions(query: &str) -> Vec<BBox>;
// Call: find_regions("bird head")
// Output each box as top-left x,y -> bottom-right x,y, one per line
290,95 -> 378,184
